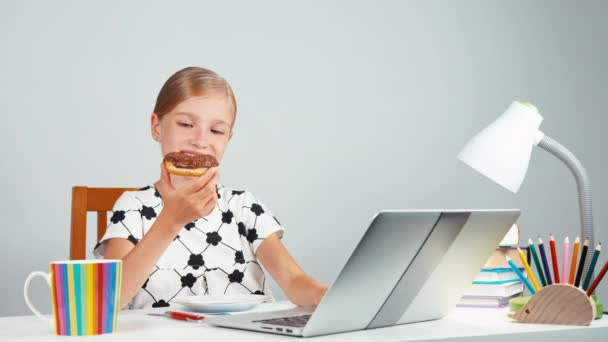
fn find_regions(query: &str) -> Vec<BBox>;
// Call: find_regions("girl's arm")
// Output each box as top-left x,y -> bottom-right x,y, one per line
104,165 -> 219,308
256,234 -> 328,307
104,213 -> 183,308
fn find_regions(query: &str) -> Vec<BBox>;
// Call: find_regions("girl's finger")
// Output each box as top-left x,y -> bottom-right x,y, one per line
156,163 -> 174,196
194,179 -> 219,206
200,191 -> 219,215
185,167 -> 218,194
194,169 -> 220,195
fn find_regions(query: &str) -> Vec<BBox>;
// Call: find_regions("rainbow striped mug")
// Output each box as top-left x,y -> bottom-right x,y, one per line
24,260 -> 122,336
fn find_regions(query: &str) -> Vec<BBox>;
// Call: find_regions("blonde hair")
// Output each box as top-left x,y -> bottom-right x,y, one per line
154,67 -> 237,127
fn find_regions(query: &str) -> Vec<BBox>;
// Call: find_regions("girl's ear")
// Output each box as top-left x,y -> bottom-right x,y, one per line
151,113 -> 161,141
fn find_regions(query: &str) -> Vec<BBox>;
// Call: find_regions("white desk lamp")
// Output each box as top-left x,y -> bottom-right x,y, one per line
457,101 -> 595,276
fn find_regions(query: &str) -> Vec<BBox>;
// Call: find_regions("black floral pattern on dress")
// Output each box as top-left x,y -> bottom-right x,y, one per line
238,222 -> 247,237
110,211 -> 125,224
206,231 -> 222,246
181,273 -> 197,288
234,251 -> 245,264
127,235 -> 139,245
222,210 -> 234,224
246,229 -> 258,243
228,270 -> 244,283
232,190 -> 245,195
152,300 -> 170,308
250,203 -> 264,216
140,206 -> 157,220
188,254 -> 205,269
185,222 -> 195,231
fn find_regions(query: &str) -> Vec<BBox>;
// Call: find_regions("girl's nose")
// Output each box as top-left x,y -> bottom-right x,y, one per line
190,129 -> 210,148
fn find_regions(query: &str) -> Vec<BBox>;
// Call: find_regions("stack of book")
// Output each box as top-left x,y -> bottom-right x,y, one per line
457,224 -> 528,308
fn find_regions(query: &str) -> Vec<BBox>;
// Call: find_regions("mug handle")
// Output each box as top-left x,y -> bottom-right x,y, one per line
23,271 -> 54,324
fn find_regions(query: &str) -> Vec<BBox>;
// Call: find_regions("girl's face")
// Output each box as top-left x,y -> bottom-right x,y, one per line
151,95 -> 234,165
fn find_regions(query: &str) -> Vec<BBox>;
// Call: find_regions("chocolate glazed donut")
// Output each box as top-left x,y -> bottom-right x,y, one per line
163,152 -> 219,177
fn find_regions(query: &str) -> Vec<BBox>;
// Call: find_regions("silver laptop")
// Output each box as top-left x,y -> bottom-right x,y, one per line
206,209 -> 520,337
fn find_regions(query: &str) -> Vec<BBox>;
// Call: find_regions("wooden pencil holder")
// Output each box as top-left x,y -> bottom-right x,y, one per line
508,284 -> 596,326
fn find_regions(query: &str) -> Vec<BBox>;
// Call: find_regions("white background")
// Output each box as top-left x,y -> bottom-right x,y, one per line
2,0 -> 607,316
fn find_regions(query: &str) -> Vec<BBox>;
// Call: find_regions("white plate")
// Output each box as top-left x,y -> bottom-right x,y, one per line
173,294 -> 271,313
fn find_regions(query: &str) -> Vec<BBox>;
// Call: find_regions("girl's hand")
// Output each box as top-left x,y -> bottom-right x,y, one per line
155,163 -> 219,230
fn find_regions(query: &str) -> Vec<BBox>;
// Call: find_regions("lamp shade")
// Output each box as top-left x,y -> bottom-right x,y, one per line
457,101 -> 544,193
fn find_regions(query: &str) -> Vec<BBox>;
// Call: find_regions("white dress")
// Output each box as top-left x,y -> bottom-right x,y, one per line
93,184 -> 284,309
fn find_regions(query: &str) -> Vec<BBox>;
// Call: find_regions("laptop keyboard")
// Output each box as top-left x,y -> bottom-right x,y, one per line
253,314 -> 311,328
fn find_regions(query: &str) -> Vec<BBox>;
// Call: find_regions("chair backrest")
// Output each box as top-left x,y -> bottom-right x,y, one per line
70,186 -> 137,260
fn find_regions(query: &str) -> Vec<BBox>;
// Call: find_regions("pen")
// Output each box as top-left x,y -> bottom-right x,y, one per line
561,237 -> 569,284
574,240 -> 589,287
549,234 -> 560,283
148,311 -> 206,321
505,255 -> 536,295
569,237 -> 580,285
517,247 -> 540,292
586,258 -> 608,296
538,237 -> 553,285
528,238 -> 547,287
582,243 -> 601,291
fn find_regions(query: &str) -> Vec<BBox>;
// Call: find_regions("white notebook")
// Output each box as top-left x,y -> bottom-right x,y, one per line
462,281 -> 524,297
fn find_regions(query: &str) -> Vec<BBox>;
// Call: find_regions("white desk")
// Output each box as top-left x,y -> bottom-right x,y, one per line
2,304 -> 607,341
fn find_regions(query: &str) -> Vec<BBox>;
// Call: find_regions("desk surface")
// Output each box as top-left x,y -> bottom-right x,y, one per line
2,303 -> 608,341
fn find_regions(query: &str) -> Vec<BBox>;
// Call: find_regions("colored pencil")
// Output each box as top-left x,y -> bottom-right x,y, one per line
518,247 -> 540,292
549,234 -> 560,283
561,237 -> 569,284
582,243 -> 602,291
569,237 -> 580,284
574,239 -> 589,287
586,258 -> 608,296
528,238 -> 547,287
538,237 -> 553,285
506,256 -> 536,295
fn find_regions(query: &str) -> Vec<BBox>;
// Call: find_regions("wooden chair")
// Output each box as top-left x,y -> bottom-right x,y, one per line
70,186 -> 137,260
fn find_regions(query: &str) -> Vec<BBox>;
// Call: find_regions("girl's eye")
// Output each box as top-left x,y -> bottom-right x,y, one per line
211,129 -> 225,135
178,122 -> 193,128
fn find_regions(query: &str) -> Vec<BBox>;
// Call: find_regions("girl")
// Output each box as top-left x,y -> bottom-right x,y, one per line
94,67 -> 328,309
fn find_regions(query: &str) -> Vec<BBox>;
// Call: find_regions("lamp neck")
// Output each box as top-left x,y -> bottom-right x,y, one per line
533,130 -> 545,146
537,134 -> 595,282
